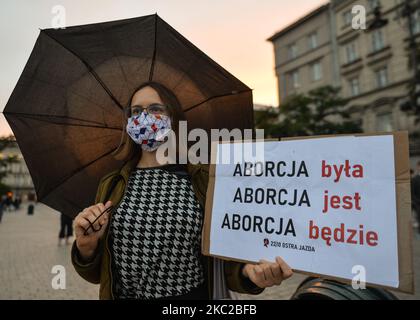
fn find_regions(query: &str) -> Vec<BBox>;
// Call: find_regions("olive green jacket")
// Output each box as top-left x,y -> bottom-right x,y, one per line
71,157 -> 264,299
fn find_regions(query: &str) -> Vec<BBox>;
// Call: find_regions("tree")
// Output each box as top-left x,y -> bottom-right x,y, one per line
0,135 -> 19,196
255,86 -> 362,138
254,106 -> 280,138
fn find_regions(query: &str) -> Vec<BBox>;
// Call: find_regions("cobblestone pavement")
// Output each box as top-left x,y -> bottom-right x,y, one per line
0,203 -> 419,300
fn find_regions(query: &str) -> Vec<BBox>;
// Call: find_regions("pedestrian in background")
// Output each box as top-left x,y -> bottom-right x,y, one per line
0,197 -> 4,224
5,195 -> 12,212
412,161 -> 420,234
13,198 -> 20,211
27,203 -> 34,215
58,213 -> 73,246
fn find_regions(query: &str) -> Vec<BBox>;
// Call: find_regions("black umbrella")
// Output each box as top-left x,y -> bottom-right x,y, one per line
3,13 -> 254,218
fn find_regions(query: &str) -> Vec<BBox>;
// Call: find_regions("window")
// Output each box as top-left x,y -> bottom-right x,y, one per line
349,77 -> 360,96
289,70 -> 300,89
343,10 -> 352,27
345,41 -> 358,63
372,29 -> 384,52
412,10 -> 420,35
308,33 -> 318,50
311,62 -> 322,81
376,112 -> 393,132
288,43 -> 298,60
368,0 -> 380,12
375,67 -> 388,88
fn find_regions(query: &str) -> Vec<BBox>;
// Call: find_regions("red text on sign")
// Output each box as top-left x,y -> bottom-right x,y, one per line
309,220 -> 378,247
322,190 -> 361,214
321,160 -> 364,183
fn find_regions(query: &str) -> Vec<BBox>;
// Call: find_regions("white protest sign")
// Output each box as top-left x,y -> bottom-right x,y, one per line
204,135 -> 402,289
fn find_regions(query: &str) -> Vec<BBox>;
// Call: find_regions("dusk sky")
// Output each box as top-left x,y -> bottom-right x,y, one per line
0,0 -> 327,136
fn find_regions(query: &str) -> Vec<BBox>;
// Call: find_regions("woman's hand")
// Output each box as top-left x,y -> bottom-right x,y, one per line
74,200 -> 112,261
242,256 -> 293,288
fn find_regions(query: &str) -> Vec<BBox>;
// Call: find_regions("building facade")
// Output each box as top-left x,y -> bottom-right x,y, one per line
0,140 -> 35,200
333,0 -> 417,135
268,0 -> 420,163
268,4 -> 337,104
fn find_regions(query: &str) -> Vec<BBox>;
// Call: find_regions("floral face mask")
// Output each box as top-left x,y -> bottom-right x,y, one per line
126,111 -> 172,152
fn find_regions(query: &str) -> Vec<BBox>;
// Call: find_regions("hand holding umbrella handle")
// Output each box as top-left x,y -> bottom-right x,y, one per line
82,205 -> 114,236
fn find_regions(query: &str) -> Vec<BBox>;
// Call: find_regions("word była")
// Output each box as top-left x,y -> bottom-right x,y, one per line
321,160 -> 364,182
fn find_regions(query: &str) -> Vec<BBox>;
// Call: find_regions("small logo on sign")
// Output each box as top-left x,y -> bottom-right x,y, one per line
263,238 -> 269,247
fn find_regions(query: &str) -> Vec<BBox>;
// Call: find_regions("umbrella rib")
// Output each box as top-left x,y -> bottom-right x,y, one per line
23,74 -> 117,115
183,89 -> 252,113
42,30 -> 124,111
3,111 -> 122,130
99,24 -> 131,97
33,132 -> 120,156
38,146 -> 119,203
148,14 -> 158,82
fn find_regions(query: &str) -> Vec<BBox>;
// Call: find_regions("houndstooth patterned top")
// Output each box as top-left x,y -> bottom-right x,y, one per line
109,164 -> 205,299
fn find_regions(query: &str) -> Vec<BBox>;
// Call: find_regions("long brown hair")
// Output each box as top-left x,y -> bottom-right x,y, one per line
112,82 -> 186,163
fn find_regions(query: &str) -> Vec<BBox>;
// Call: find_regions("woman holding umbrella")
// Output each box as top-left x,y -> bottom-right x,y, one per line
3,14 -> 293,300
71,82 -> 293,300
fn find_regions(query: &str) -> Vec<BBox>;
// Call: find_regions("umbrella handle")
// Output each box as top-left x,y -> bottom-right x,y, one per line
83,205 -> 114,236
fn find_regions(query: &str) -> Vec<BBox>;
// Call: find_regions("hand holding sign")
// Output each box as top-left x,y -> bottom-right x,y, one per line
202,133 -> 414,293
243,256 -> 293,288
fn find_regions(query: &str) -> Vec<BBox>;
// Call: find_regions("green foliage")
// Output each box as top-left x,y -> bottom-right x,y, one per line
254,106 -> 279,138
255,86 -> 362,138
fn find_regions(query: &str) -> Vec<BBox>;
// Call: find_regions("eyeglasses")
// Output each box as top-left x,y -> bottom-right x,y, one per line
128,103 -> 169,116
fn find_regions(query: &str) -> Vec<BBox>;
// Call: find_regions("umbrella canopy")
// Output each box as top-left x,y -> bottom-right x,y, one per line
3,13 -> 254,218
